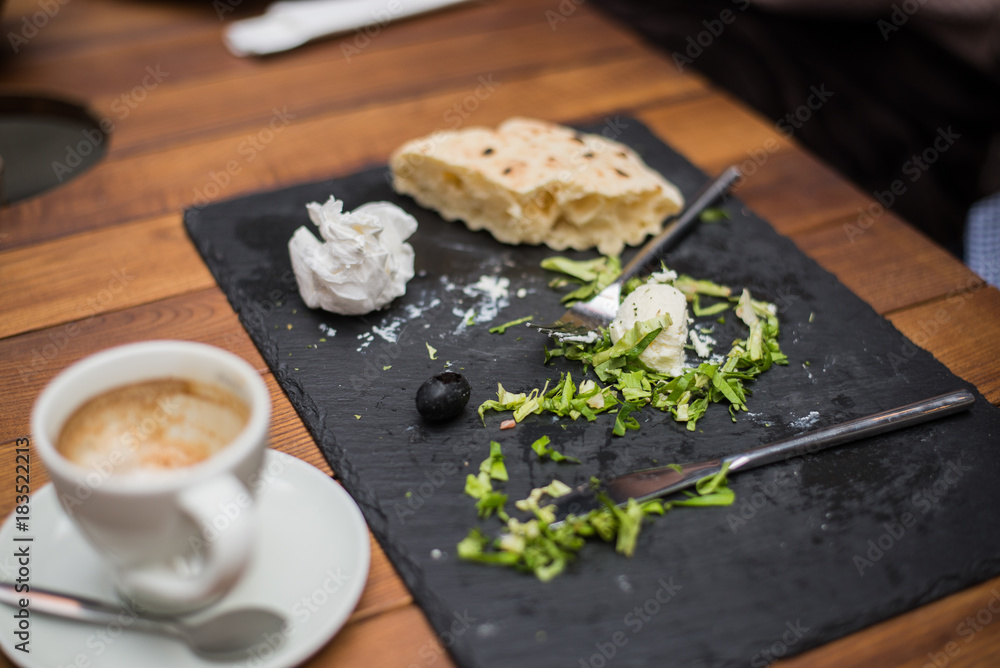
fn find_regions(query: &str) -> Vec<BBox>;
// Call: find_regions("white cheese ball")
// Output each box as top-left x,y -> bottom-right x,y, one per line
609,283 -> 689,376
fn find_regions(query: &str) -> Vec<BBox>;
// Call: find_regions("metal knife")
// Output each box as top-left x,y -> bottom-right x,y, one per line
549,389 -> 975,520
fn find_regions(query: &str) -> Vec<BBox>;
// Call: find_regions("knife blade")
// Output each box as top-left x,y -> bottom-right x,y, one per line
549,389 -> 975,521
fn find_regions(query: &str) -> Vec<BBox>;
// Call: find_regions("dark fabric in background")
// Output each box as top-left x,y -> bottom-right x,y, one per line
590,0 -> 1000,256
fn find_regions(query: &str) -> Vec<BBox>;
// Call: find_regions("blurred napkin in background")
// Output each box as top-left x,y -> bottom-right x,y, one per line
225,0 -> 470,56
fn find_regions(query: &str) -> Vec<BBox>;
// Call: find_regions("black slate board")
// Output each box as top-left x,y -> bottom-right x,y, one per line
184,118 -> 1000,668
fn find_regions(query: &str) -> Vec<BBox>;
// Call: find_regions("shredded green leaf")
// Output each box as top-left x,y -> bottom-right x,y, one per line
480,440 -> 508,482
699,207 -> 730,223
480,262 -> 786,434
489,315 -> 535,335
540,256 -> 622,304
530,435 -> 581,464
457,462 -> 735,580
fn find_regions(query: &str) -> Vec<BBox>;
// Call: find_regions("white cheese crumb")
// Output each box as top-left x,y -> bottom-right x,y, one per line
790,411 -> 821,430
689,328 -> 713,358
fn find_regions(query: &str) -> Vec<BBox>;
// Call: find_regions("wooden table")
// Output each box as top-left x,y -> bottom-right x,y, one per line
2,0 -> 999,666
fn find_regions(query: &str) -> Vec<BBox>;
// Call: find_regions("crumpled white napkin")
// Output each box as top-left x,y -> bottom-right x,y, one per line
225,0 -> 469,56
288,197 -> 418,315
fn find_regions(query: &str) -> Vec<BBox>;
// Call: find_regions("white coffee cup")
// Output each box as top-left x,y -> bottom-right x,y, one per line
31,340 -> 271,614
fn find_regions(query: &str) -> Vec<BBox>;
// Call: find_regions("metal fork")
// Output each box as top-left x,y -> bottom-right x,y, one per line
528,165 -> 742,340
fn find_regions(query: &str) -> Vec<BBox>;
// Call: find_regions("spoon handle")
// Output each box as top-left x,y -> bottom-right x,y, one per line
0,582 -> 176,636
724,389 -> 975,472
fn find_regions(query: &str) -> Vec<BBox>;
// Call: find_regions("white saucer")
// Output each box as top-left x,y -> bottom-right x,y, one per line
0,450 -> 370,668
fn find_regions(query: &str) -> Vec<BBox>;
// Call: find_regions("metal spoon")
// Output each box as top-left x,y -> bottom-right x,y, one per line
0,582 -> 287,660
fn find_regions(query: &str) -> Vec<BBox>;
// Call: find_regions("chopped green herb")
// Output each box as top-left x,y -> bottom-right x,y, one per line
699,207 -> 730,223
479,440 -> 509,482
479,263 -> 787,434
426,342 -> 438,360
489,315 -> 535,334
540,255 -> 622,304
692,294 -> 730,317
530,435 -> 581,464
457,463 -> 735,580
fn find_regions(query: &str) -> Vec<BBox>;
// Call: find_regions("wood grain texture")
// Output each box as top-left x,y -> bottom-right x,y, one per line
734,149 -> 874,236
90,12 -> 651,158
1,0 -> 997,666
1,57 -> 709,249
303,603 -> 452,668
638,93 -> 794,171
777,574 -> 1000,668
791,211 -> 984,314
887,287 -> 1000,405
0,288 -> 264,444
0,214 -> 216,338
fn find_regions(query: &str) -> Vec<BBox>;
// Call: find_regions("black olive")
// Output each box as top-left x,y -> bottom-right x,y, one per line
416,372 -> 471,422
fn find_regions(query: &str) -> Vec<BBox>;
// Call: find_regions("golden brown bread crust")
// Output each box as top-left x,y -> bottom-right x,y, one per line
389,117 -> 684,256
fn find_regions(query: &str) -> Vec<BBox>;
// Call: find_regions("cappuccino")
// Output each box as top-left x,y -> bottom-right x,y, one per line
57,378 -> 250,474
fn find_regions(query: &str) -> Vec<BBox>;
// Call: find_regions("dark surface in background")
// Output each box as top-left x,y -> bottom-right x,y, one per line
185,119 -> 1000,667
591,0 -> 1000,256
0,96 -> 107,204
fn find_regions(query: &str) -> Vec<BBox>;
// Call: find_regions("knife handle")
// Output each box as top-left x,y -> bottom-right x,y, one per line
618,165 -> 741,285
723,389 -> 975,473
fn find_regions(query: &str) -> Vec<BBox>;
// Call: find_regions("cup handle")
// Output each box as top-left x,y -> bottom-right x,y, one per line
119,474 -> 256,610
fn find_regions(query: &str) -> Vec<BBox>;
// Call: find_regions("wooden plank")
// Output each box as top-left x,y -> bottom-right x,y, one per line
349,534 -> 413,625
303,603 -> 453,668
887,287 -> 1000,405
791,212 -> 984,315
1,0 -> 209,56
0,288 -> 263,443
1,56 -> 708,248
638,93 -> 794,173
94,13 -> 651,159
777,574 -> 1000,668
735,149 -> 873,236
1,0 -> 568,99
0,214 -> 216,339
